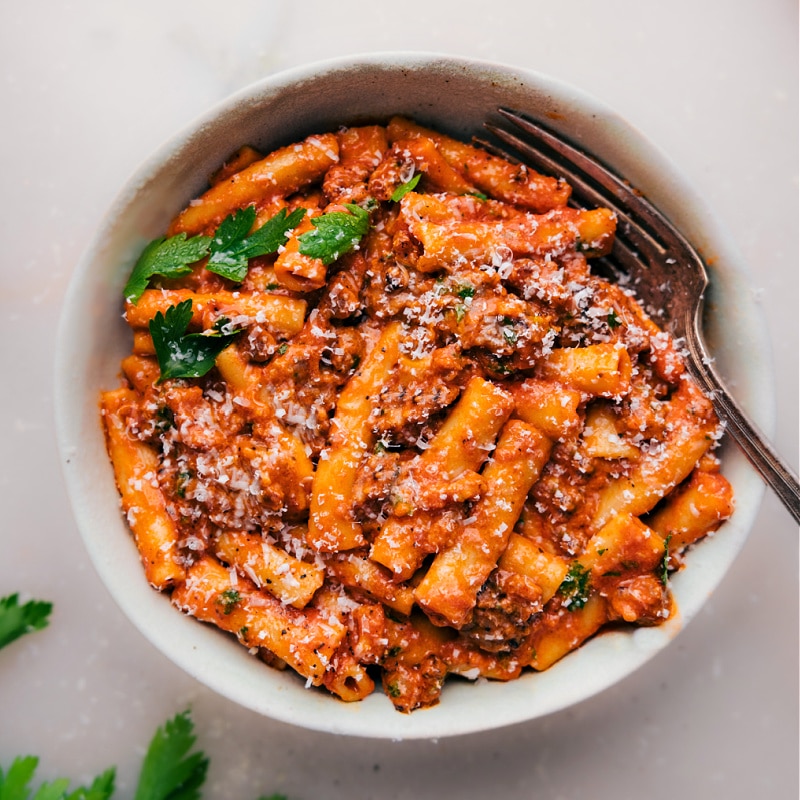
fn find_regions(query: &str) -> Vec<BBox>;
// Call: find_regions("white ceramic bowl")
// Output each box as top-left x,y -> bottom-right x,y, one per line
55,53 -> 772,739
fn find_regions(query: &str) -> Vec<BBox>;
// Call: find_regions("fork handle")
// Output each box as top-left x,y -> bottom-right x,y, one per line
686,322 -> 800,525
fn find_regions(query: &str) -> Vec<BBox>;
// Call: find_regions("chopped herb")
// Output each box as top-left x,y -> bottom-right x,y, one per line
466,190 -> 488,201
596,547 -> 608,556
660,534 -> 673,586
0,593 -> 52,651
488,356 -> 512,375
387,645 -> 402,657
390,173 -> 421,202
501,324 -> 518,345
239,626 -> 249,640
265,282 -> 279,290
607,309 -> 621,329
602,570 -> 621,577
374,441 -> 388,454
277,343 -> 288,356
155,406 -> 175,431
217,589 -> 241,615
123,234 -> 211,305
558,562 -> 590,610
207,206 -> 306,282
386,682 -> 401,698
454,304 -> 467,323
298,204 -> 370,265
133,710 -> 208,800
149,300 -> 240,383
454,283 -> 476,299
175,471 -> 193,499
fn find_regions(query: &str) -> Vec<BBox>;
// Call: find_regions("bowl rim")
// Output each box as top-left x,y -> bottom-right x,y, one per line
54,51 -> 772,739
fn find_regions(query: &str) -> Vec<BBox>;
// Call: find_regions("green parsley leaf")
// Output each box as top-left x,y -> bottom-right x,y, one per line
133,711 -> 208,800
558,562 -> 590,610
466,190 -> 488,201
241,207 -> 306,257
34,780 -> 72,800
0,756 -> 115,800
149,301 -> 239,383
207,206 -> 306,282
123,234 -> 211,305
69,769 -> 116,800
0,756 -> 39,800
607,309 -> 621,329
0,593 -> 52,651
454,304 -> 467,323
205,207 -> 256,281
298,204 -> 370,265
390,173 -> 421,202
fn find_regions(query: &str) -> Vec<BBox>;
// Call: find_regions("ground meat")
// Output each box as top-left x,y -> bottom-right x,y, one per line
462,572 -> 543,652
160,433 -> 311,537
372,344 -> 470,445
382,654 -> 448,713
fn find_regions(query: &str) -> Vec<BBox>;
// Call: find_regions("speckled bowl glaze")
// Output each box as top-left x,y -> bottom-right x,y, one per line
55,53 -> 772,739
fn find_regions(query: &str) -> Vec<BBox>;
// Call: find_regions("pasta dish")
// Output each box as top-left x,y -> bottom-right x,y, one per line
101,118 -> 733,712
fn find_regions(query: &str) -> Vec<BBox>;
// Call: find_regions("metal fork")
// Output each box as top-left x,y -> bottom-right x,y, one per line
485,108 -> 800,524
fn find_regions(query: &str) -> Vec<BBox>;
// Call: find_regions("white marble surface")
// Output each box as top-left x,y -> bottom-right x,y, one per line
1,1 -> 797,798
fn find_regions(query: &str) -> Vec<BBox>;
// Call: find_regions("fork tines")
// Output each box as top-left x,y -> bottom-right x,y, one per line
484,108 -> 679,274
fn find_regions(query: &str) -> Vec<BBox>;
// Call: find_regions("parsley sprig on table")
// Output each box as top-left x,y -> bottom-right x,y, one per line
148,300 -> 240,382
1,597 -> 286,799
0,757 -> 115,800
206,206 -> 306,282
297,203 -> 370,265
0,710 -> 288,800
133,711 -> 208,800
0,593 -> 52,651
